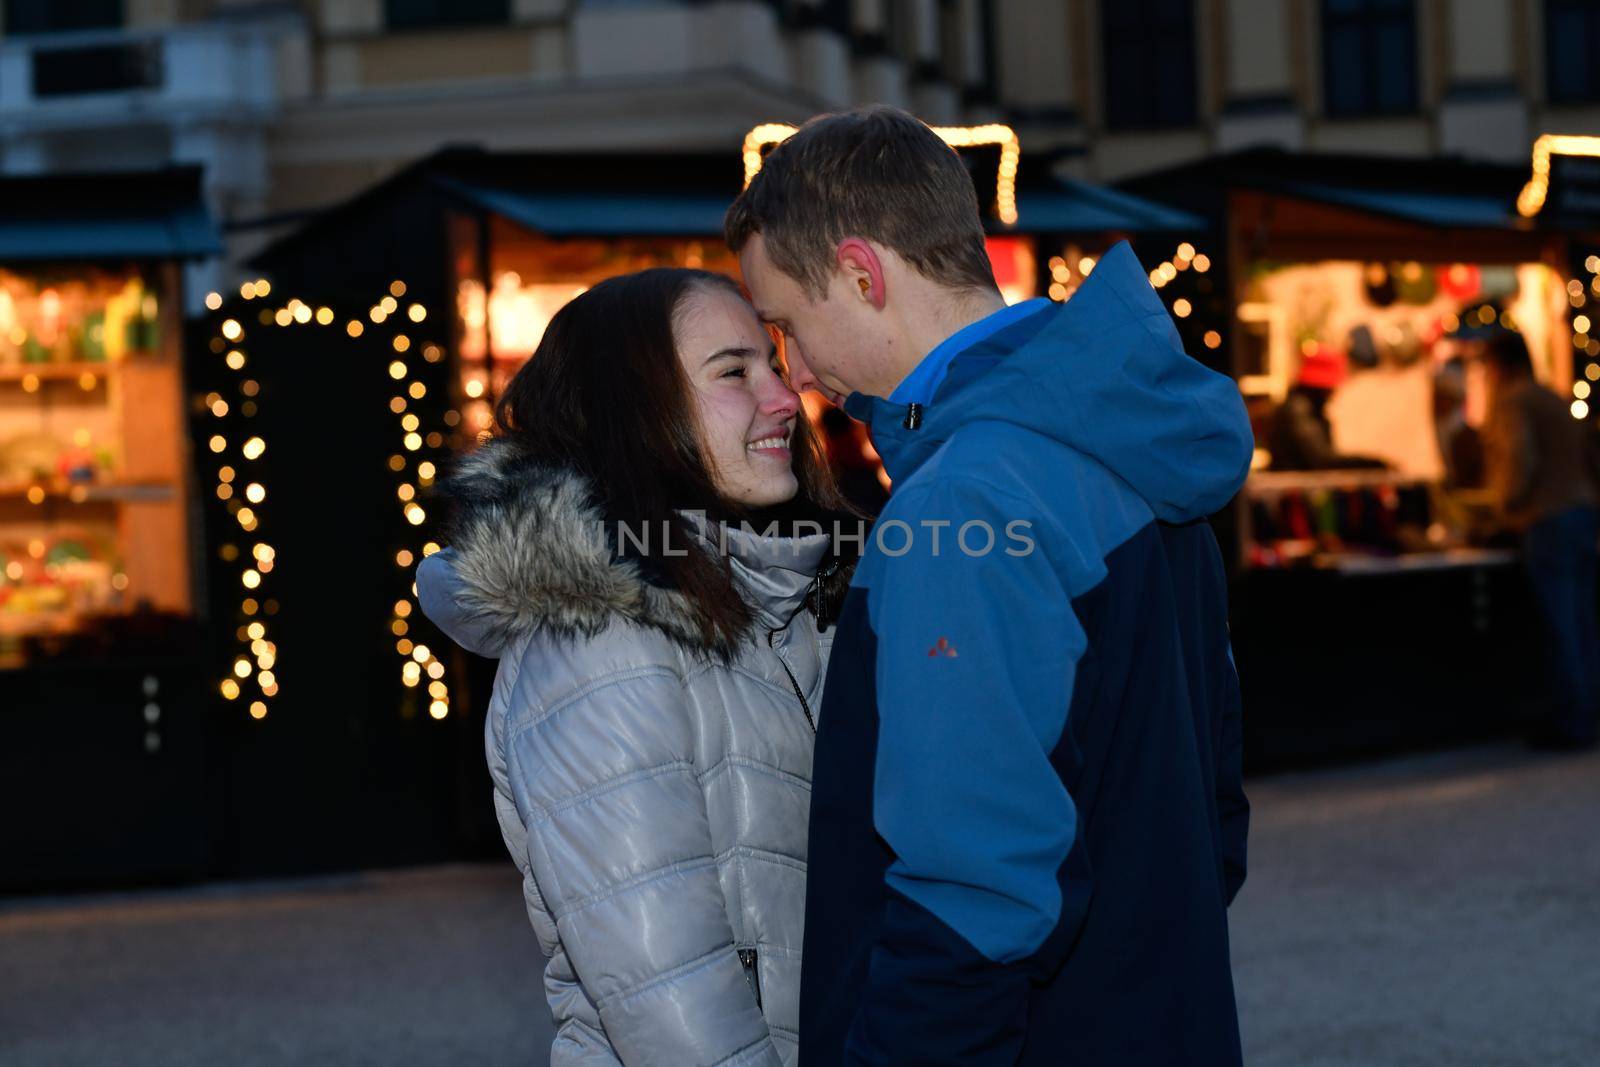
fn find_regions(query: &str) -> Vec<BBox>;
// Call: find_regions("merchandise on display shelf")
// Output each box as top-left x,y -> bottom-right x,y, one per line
1239,256 -> 1573,572
0,263 -> 190,666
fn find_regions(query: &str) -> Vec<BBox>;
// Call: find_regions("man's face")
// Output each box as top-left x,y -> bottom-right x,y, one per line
739,233 -> 873,406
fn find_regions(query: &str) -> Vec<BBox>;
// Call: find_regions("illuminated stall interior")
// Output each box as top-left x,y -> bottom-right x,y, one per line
1123,146 -> 1599,574
0,171 -> 215,670
1237,255 -> 1578,571
451,214 -> 743,444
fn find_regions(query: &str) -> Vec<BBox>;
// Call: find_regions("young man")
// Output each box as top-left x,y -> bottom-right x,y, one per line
726,106 -> 1253,1065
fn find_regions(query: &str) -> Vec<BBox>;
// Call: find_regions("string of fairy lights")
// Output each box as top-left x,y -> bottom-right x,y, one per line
1566,254 -> 1600,422
742,122 -> 1021,225
373,279 -> 454,721
202,282 -> 278,720
201,278 -> 455,722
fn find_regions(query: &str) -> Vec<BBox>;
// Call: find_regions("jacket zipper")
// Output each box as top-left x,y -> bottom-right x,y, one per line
738,947 -> 763,1009
767,628 -> 816,733
811,561 -> 838,623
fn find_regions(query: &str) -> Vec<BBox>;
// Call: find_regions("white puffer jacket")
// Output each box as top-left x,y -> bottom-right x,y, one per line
416,439 -> 846,1067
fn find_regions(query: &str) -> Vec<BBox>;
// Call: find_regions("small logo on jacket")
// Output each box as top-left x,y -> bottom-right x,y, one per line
928,637 -> 958,658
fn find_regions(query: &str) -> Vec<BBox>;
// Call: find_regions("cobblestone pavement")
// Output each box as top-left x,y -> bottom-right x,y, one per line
3,742 -> 1596,1065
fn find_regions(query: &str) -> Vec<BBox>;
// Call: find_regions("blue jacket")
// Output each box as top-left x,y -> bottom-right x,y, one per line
800,242 -> 1252,1066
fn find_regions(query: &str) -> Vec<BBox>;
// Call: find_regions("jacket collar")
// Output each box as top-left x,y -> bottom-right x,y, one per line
842,241 -> 1254,524
679,511 -> 834,630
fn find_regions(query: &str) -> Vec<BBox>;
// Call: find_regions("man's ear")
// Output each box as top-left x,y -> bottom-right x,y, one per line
837,238 -> 886,310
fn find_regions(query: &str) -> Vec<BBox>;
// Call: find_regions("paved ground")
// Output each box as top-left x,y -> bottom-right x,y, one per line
0,865 -> 553,1066
2,742 -> 1596,1066
1230,743 -> 1600,1067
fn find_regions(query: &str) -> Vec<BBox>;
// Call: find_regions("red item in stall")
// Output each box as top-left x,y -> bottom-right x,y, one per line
1437,263 -> 1481,302
1281,492 -> 1315,540
1297,346 -> 1348,390
1343,489 -> 1365,542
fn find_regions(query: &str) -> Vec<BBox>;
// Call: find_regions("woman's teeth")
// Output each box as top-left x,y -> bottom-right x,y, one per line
748,434 -> 789,453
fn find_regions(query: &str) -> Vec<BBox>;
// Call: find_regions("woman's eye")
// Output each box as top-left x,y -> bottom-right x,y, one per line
720,367 -> 747,379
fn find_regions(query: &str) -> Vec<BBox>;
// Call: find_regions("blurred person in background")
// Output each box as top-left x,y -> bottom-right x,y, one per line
416,268 -> 858,1065
1267,348 -> 1390,471
1480,328 -> 1600,749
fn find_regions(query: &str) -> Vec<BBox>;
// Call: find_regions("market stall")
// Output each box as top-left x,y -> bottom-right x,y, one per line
0,168 -> 220,889
1123,147 -> 1600,765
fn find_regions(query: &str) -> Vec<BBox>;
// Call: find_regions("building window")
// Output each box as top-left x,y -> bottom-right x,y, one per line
1100,0 -> 1198,131
1546,0 -> 1600,104
786,0 -> 851,35
384,0 -> 509,32
3,0 -> 121,34
1321,0 -> 1418,118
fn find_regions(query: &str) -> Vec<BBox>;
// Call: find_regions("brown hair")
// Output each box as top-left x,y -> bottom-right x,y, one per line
492,268 -> 850,649
724,105 -> 997,299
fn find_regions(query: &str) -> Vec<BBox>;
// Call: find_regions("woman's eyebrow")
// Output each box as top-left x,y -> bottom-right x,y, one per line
702,346 -> 755,367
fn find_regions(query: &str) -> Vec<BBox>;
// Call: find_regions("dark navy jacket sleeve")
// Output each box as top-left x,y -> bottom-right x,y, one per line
1216,644 -> 1248,904
1157,520 -> 1249,907
845,477 -> 1092,1065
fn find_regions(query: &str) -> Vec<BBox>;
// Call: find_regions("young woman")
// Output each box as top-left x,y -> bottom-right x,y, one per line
416,268 -> 855,1066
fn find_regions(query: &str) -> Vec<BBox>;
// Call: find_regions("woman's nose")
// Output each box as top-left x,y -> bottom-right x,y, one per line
760,375 -> 800,417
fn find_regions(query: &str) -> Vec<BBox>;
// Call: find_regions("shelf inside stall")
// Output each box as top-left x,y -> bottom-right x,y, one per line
0,359 -> 151,382
0,265 -> 192,669
0,481 -> 177,503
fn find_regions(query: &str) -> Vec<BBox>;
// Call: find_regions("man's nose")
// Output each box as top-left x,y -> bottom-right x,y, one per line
783,338 -> 821,393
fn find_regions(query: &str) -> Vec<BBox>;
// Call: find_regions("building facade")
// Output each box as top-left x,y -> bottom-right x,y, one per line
997,0 -> 1600,178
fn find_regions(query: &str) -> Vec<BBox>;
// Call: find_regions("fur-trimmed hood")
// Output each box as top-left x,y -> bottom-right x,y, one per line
415,436 -> 851,659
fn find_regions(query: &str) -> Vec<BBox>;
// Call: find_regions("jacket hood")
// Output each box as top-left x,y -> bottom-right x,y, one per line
844,241 -> 1252,523
415,437 -> 843,659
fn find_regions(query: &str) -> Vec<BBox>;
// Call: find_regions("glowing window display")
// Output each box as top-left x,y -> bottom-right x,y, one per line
0,265 -> 191,666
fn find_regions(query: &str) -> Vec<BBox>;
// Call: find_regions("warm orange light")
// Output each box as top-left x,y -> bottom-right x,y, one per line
742,121 -> 1022,225
1519,134 -> 1600,217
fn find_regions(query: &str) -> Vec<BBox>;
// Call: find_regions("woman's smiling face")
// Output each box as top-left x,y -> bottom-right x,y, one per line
674,284 -> 802,508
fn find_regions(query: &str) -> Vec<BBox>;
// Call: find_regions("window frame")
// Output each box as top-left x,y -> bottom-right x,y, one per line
1099,0 -> 1200,132
3,0 -> 123,35
382,0 -> 511,33
1544,0 -> 1600,106
1319,0 -> 1420,120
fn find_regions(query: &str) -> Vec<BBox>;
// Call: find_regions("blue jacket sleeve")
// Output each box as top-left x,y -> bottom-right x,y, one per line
845,477 -> 1092,1065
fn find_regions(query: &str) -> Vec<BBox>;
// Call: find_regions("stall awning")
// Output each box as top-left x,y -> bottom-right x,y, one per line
0,167 -> 221,262
436,174 -> 1204,239
1118,147 -> 1540,234
432,177 -> 732,237
1007,179 -> 1205,234
1273,181 -> 1521,230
